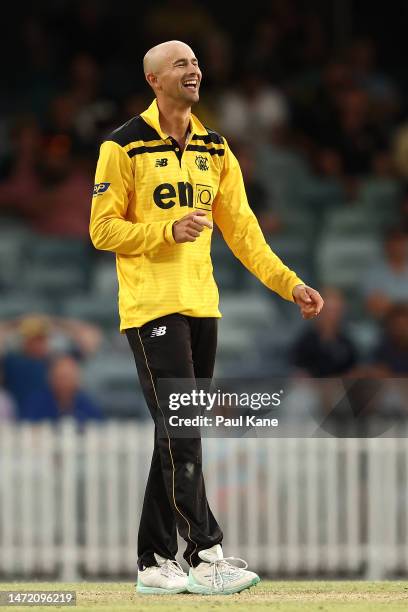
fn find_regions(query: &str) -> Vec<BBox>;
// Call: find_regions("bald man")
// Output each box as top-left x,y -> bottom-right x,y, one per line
90,40 -> 324,595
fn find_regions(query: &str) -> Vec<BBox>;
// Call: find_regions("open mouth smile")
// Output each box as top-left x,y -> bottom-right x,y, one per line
182,79 -> 199,91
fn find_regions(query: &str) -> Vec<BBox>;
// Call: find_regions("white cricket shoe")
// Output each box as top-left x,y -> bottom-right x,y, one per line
187,544 -> 260,595
136,553 -> 188,594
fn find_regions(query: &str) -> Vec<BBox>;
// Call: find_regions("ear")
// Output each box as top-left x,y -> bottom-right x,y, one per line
145,72 -> 158,89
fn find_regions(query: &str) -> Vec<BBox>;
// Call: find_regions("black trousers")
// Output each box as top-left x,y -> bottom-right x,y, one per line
126,314 -> 223,569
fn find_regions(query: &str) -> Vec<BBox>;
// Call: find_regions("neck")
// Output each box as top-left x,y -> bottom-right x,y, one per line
157,98 -> 191,144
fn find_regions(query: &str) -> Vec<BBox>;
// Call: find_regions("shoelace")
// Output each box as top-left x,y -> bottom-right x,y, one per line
209,557 -> 248,590
160,558 -> 185,578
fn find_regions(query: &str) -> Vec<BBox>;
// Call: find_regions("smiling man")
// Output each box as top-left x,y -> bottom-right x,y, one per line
90,40 -> 324,596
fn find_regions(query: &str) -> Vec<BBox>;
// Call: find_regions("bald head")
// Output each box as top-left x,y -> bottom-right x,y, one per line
143,40 -> 194,76
143,40 -> 201,104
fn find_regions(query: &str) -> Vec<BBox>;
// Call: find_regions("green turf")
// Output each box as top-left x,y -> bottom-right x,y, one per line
0,581 -> 408,611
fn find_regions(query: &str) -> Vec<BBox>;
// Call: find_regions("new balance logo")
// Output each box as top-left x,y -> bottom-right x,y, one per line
155,158 -> 168,167
151,326 -> 167,337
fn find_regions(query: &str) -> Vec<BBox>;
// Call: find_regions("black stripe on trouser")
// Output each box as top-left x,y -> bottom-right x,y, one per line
126,314 -> 223,569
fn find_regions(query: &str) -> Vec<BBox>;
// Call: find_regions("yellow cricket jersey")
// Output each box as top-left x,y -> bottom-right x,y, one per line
90,98 -> 304,331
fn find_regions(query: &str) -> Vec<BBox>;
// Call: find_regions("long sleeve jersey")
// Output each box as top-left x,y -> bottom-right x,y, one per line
90,98 -> 304,331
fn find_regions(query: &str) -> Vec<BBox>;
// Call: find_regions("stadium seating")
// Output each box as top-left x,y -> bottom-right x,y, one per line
317,234 -> 381,291
92,260 -> 118,296
82,354 -> 147,418
60,294 -> 119,329
0,223 -> 29,289
0,292 -> 56,319
359,177 -> 401,220
345,319 -> 380,361
255,144 -> 311,209
325,205 -> 380,236
24,266 -> 87,296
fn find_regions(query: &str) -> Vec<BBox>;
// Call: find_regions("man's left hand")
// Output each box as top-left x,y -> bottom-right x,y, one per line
292,284 -> 324,319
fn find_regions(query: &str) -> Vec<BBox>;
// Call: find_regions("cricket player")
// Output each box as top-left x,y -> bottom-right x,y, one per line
90,40 -> 324,595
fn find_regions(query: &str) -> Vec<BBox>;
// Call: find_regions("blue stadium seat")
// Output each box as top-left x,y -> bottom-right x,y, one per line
359,177 -> 401,214
82,355 -> 147,418
255,144 -> 311,209
0,292 -> 55,320
211,232 -> 246,290
60,294 -> 119,329
325,205 -> 379,236
26,237 -> 90,265
317,235 -> 381,291
24,266 -> 87,295
92,261 -> 118,296
0,226 -> 30,289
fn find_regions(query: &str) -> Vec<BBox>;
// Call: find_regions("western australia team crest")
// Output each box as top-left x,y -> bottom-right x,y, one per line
195,155 -> 209,171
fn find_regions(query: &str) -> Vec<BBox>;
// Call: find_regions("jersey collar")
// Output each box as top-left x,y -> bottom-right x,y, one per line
140,98 -> 208,140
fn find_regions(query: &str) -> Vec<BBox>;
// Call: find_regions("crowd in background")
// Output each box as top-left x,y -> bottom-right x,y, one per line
0,0 -> 407,421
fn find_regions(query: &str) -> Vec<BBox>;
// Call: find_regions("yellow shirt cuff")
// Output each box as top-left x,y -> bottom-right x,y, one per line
164,220 -> 177,245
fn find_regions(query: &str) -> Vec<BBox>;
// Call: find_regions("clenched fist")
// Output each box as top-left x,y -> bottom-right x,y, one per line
172,209 -> 213,243
292,284 -> 324,319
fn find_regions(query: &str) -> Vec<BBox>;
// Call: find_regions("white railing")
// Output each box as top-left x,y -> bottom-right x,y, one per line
0,420 -> 407,581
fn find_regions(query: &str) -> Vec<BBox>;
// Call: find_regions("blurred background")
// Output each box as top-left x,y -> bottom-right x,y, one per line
0,0 -> 407,581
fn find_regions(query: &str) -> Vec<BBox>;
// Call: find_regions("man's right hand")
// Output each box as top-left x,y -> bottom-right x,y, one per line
172,210 -> 213,243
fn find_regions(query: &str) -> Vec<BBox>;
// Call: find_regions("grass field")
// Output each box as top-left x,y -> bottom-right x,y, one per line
1,581 -> 408,611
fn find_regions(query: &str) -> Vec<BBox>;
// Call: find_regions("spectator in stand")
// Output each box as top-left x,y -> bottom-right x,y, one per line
27,139 -> 93,238
0,112 -> 93,238
1,315 -> 101,416
291,288 -> 358,377
345,38 -> 399,119
20,354 -> 104,423
370,303 -> 408,376
217,72 -> 288,142
2,316 -> 51,416
329,86 -> 388,176
65,53 -> 116,154
199,30 -> 232,94
243,20 -> 282,82
309,147 -> 348,208
0,116 -> 43,219
362,228 -> 408,320
290,60 -> 353,150
44,93 -> 80,151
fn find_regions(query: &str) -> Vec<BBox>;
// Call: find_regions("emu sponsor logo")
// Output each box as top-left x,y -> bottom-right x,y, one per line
153,181 -> 214,210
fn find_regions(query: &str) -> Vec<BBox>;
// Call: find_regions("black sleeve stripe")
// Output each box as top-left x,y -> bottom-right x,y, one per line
192,129 -> 224,145
127,144 -> 174,157
186,145 -> 225,156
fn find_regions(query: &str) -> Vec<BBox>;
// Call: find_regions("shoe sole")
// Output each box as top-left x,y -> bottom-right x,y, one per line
136,582 -> 188,595
187,574 -> 260,595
